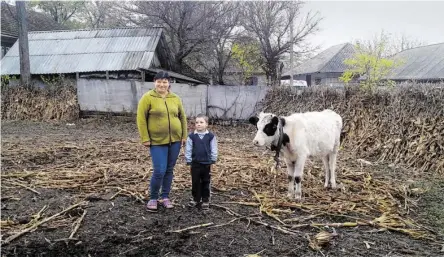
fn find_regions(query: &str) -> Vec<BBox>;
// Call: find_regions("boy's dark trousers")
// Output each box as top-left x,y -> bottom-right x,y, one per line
191,162 -> 211,203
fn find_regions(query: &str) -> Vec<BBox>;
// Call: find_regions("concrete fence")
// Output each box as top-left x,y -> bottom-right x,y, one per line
77,79 -> 269,120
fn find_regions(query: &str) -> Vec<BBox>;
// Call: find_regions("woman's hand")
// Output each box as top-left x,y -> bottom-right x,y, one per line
181,139 -> 186,147
142,141 -> 151,147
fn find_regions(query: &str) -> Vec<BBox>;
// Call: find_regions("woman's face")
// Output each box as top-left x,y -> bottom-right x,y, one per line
154,78 -> 169,94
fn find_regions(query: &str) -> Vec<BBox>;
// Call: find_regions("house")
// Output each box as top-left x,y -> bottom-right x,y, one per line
0,26 -> 202,84
281,43 -> 356,87
219,62 -> 267,86
384,43 -> 444,83
1,2 -> 67,58
190,58 -> 267,86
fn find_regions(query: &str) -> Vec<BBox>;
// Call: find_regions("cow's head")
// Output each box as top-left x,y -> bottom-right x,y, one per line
248,112 -> 279,146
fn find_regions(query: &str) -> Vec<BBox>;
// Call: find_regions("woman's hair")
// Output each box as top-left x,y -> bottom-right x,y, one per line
154,71 -> 171,81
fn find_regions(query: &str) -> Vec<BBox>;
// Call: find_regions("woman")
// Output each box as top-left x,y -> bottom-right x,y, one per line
137,71 -> 187,212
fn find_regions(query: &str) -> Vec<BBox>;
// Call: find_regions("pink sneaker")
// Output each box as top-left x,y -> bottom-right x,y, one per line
160,198 -> 174,209
146,200 -> 158,212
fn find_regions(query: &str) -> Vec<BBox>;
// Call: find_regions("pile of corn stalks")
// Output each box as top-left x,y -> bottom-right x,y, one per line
261,83 -> 444,174
1,84 -> 79,121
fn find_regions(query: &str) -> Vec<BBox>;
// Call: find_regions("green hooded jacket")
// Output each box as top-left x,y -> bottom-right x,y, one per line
137,89 -> 188,145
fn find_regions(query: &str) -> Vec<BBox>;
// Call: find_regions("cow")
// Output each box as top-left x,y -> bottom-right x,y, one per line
249,109 -> 343,201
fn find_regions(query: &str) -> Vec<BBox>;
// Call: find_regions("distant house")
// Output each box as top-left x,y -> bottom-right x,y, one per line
191,58 -> 267,86
0,26 -> 202,84
219,63 -> 267,86
384,43 -> 444,83
1,2 -> 67,58
281,43 -> 356,87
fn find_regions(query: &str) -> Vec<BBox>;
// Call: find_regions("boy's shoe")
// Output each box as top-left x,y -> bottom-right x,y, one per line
160,198 -> 174,209
202,202 -> 210,210
146,200 -> 158,212
188,197 -> 198,208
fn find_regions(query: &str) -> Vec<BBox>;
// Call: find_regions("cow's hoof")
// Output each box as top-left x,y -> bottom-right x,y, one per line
287,192 -> 294,199
294,194 -> 302,202
324,182 -> 330,189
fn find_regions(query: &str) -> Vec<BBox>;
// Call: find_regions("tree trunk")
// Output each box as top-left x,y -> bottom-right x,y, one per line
267,61 -> 278,87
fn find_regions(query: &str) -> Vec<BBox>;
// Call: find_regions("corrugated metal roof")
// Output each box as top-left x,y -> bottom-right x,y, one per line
142,68 -> 204,84
1,27 -> 163,74
386,43 -> 444,80
282,43 -> 356,76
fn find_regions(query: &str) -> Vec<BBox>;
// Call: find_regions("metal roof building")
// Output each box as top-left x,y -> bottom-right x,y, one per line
0,27 -> 174,75
281,43 -> 356,86
386,43 -> 444,81
282,43 -> 356,79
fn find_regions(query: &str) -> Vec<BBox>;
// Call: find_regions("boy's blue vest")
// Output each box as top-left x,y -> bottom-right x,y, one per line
189,132 -> 214,164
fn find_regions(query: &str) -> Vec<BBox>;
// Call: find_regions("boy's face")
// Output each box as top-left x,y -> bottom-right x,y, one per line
195,117 -> 208,132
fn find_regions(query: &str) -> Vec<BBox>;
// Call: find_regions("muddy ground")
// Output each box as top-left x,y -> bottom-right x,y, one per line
1,118 -> 443,257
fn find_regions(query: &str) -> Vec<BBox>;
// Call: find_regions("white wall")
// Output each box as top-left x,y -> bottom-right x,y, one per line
208,85 -> 268,119
77,79 -> 268,119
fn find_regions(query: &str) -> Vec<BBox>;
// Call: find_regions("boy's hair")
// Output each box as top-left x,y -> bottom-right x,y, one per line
195,113 -> 209,123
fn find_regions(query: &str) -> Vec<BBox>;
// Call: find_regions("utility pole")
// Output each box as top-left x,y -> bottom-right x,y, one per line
289,16 -> 294,87
16,1 -> 31,85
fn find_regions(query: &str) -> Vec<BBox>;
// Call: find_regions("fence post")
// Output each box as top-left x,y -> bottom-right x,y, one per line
206,84 -> 210,117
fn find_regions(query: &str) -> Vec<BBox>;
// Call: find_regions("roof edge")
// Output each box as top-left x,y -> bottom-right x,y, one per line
27,26 -> 164,34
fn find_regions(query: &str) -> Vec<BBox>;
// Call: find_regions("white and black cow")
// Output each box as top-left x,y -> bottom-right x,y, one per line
249,109 -> 343,201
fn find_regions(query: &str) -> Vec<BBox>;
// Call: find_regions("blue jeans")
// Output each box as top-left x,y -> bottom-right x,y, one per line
149,142 -> 181,200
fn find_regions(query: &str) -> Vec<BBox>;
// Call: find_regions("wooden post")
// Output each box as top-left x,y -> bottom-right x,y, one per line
106,71 -> 109,80
289,16 -> 294,87
76,72 -> 80,80
206,84 -> 210,117
16,1 -> 31,85
141,71 -> 145,82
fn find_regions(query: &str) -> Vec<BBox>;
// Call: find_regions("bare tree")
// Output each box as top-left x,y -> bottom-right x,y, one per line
188,5 -> 242,84
122,1 -> 239,73
76,1 -> 130,29
355,30 -> 427,58
29,1 -> 84,25
81,1 -> 113,29
388,33 -> 427,55
240,1 -> 321,86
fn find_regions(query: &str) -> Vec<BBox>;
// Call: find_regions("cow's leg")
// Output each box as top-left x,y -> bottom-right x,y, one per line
294,155 -> 306,201
285,160 -> 295,199
322,155 -> 330,188
328,152 -> 338,189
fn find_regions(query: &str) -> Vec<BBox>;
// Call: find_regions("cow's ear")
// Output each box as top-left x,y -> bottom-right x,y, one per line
249,116 -> 259,126
271,116 -> 279,125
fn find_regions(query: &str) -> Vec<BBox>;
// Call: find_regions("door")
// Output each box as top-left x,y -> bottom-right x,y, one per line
306,74 -> 312,87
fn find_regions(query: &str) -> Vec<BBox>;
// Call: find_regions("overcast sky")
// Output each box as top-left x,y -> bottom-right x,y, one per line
301,1 -> 444,51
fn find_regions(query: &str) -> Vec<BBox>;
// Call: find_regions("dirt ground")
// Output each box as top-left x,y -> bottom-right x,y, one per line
1,118 -> 443,257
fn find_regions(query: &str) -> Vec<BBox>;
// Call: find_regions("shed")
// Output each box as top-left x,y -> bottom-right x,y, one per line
0,26 -> 199,83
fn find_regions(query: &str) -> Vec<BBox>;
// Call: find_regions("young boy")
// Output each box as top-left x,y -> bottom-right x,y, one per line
185,114 -> 218,210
